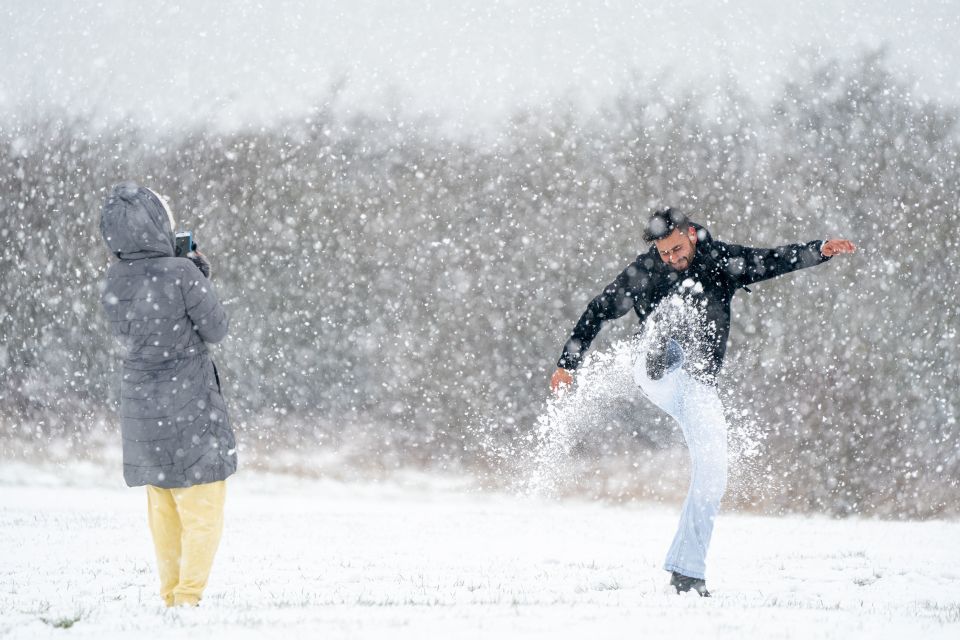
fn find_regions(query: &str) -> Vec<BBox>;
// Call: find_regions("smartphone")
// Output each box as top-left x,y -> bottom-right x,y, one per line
175,231 -> 194,257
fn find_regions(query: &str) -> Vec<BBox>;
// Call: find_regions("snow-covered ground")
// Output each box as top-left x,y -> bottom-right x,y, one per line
1,463 -> 958,639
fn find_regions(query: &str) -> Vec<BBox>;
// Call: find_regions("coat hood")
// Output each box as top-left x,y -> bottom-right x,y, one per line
100,182 -> 175,260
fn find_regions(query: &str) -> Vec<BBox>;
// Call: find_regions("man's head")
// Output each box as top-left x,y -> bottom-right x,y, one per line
643,208 -> 697,271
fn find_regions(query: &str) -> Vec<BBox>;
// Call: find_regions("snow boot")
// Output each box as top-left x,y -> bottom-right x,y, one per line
670,571 -> 711,597
646,337 -> 683,380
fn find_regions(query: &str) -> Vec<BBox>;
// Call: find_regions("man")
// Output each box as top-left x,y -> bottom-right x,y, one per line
550,208 -> 855,596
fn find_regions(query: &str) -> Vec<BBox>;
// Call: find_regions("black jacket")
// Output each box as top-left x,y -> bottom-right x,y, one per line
556,224 -> 831,382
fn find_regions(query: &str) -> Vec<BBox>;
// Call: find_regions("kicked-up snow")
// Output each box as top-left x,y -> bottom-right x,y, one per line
0,464 -> 958,639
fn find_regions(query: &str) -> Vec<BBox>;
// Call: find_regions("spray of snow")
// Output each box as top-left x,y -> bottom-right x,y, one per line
522,339 -> 640,497
474,295 -> 767,504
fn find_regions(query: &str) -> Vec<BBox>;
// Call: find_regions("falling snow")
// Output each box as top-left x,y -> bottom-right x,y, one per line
1,1 -> 959,637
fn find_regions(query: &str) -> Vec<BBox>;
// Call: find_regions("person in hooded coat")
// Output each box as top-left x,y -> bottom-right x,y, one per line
99,181 -> 236,608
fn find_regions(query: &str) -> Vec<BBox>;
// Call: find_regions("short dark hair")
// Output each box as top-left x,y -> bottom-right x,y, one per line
643,208 -> 690,243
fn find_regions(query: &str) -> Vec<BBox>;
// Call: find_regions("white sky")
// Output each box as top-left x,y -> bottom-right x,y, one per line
1,0 -> 957,132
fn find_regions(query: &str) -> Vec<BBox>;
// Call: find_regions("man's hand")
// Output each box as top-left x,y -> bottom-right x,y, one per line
821,239 -> 856,257
550,368 -> 573,393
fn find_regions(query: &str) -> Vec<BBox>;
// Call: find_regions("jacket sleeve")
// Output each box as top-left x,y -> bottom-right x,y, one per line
721,240 -> 831,287
557,261 -> 656,370
180,261 -> 229,344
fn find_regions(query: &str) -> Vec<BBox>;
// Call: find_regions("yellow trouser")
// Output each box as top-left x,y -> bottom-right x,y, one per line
146,480 -> 226,607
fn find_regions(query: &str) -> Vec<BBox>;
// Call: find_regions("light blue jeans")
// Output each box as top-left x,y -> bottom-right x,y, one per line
633,340 -> 728,580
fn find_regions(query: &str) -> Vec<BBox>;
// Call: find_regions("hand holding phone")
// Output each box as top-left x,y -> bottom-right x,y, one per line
175,231 -> 194,257
176,231 -> 210,278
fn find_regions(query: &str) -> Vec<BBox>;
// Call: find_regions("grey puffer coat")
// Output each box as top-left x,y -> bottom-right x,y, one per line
99,182 -> 237,488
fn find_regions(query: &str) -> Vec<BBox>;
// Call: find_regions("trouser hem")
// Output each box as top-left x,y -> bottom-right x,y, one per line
173,594 -> 201,607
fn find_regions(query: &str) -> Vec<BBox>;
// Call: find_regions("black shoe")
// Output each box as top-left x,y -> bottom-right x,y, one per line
646,345 -> 668,380
645,338 -> 683,380
670,571 -> 711,597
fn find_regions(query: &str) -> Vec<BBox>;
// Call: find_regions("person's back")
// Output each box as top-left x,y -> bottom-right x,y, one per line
100,181 -> 235,607
103,255 -> 223,362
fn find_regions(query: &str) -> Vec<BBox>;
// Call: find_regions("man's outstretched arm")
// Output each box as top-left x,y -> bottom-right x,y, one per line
551,263 -> 655,392
724,238 -> 856,287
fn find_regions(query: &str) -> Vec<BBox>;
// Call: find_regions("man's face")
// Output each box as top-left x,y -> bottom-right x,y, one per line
654,226 -> 697,271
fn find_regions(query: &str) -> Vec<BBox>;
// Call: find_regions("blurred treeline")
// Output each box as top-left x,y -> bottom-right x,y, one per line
1,50 -> 957,517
